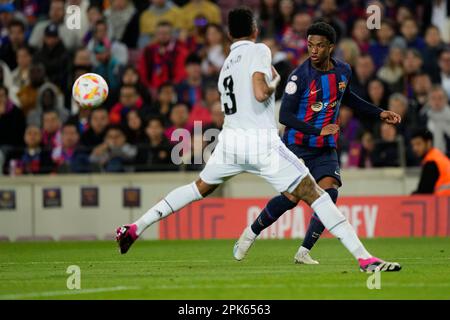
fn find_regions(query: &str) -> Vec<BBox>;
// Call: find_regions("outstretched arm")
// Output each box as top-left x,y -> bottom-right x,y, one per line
342,87 -> 402,124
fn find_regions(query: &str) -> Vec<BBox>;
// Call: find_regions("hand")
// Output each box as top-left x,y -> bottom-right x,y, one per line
92,143 -> 108,156
380,111 -> 402,124
270,65 -> 281,88
320,124 -> 340,136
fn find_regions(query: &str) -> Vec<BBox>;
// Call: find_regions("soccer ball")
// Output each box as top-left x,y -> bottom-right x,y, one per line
72,73 -> 109,109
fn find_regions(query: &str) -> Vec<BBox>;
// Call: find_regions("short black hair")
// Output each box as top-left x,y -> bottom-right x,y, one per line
146,115 -> 164,127
185,53 -> 202,66
307,22 -> 337,44
228,7 -> 255,39
8,19 -> 25,31
411,128 -> 433,142
62,121 -> 80,134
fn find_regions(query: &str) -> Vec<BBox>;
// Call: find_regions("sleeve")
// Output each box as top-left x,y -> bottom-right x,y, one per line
278,73 -> 322,136
413,161 -> 440,194
249,44 -> 272,80
342,77 -> 383,119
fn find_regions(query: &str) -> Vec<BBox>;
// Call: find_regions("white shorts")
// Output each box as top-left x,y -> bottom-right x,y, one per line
199,139 -> 309,193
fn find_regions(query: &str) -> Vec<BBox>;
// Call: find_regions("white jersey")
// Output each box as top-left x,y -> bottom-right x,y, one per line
199,40 -> 309,193
218,40 -> 278,134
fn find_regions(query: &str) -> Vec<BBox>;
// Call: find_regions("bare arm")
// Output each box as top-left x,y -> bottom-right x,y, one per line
252,66 -> 281,103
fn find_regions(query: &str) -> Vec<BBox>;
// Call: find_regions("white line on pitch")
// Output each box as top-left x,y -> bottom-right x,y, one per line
0,286 -> 140,300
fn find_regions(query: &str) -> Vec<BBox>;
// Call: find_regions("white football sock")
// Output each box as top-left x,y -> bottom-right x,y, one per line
311,193 -> 371,260
134,182 -> 203,236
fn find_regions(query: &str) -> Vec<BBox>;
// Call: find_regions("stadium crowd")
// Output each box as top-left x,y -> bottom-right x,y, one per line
0,0 -> 450,174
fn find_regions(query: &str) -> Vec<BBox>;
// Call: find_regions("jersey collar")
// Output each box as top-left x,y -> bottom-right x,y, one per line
230,40 -> 253,51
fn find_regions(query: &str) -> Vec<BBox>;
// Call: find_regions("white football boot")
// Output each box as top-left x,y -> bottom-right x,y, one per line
233,226 -> 257,261
294,246 -> 319,264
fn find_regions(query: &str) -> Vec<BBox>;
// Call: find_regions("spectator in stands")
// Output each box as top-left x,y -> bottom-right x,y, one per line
104,0 -> 139,48
203,101 -> 224,132
347,131 -> 375,168
436,48 -> 450,98
139,21 -> 188,94
411,128 -> 450,195
176,53 -> 203,107
27,84 -> 68,127
388,92 -> 418,138
67,107 -> 91,135
124,109 -> 146,145
422,0 -> 450,43
150,82 -> 176,125
318,0 -> 346,42
12,125 -> 54,175
350,54 -> 375,100
338,0 -> 366,31
423,25 -> 445,82
10,46 -> 33,107
377,45 -> 404,93
88,19 -> 129,67
0,85 -> 26,149
135,115 -> 174,171
396,18 -> 426,53
411,72 -> 433,112
118,65 -> 152,107
372,122 -> 401,167
83,4 -> 105,45
81,107 -> 110,148
257,0 -> 280,39
110,85 -> 145,125
92,40 -> 121,91
367,78 -> 389,110
351,18 -> 370,54
200,23 -> 228,80
369,20 -> 395,70
89,124 -> 137,172
139,0 -> 182,48
41,109 -> 62,152
52,122 -> 90,173
423,85 -> 450,156
336,38 -> 360,68
187,82 -> 217,127
0,2 -> 24,46
16,63 -> 47,117
181,0 -> 221,33
0,19 -> 26,70
276,0 -> 297,38
29,0 -> 79,51
33,23 -> 70,90
402,48 -> 424,98
280,12 -> 311,66
338,105 -> 362,158
68,48 -> 94,113
165,102 -> 193,143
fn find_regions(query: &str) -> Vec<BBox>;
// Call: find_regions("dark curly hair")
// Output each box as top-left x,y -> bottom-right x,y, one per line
307,22 -> 337,44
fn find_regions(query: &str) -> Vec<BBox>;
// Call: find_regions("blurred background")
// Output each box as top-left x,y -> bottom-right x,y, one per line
0,0 -> 449,241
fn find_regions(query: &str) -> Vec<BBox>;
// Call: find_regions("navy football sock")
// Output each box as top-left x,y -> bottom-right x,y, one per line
301,188 -> 338,250
251,194 -> 298,235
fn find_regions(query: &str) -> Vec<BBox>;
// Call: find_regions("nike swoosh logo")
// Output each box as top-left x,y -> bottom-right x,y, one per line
310,89 -> 321,94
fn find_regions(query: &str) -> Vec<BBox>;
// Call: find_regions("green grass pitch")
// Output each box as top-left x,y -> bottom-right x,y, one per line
1,238 -> 449,300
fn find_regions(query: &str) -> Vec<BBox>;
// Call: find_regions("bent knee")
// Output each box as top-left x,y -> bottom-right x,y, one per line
195,179 -> 218,197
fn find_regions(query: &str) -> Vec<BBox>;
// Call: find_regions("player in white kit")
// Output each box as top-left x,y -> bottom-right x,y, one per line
116,7 -> 401,272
